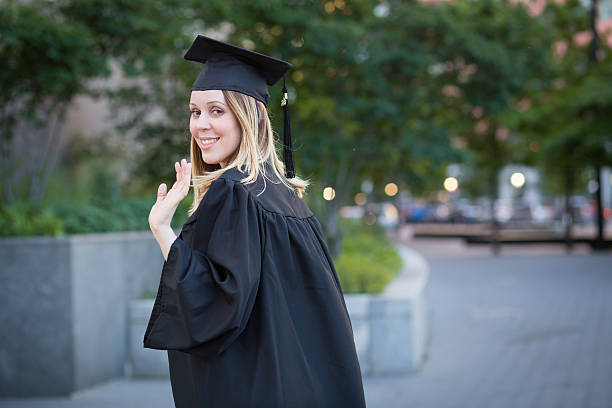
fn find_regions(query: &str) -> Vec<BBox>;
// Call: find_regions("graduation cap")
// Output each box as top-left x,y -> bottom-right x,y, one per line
184,35 -> 296,178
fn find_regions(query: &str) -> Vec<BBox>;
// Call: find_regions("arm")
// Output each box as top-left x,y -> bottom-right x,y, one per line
143,179 -> 262,357
148,158 -> 192,260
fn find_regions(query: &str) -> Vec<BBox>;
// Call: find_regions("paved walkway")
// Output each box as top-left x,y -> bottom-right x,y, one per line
2,240 -> 611,408
365,239 -> 612,408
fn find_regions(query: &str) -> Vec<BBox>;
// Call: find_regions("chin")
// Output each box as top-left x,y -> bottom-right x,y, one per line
199,151 -> 224,166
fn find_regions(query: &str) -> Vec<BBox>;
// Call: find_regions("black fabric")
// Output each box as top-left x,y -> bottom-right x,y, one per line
143,164 -> 366,408
281,79 -> 295,179
184,35 -> 292,106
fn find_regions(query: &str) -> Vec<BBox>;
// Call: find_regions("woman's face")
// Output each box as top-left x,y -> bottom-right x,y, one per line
189,90 -> 241,167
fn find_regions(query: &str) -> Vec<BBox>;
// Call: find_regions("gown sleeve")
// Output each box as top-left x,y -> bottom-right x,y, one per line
143,177 -> 262,357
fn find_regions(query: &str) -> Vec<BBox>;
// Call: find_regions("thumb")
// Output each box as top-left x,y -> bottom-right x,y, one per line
156,183 -> 167,202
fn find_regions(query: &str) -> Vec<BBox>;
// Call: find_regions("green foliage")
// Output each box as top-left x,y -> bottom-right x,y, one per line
0,197 -> 190,237
502,0 -> 612,196
0,2 -> 107,106
428,0 -> 555,199
4,0 -> 608,241
0,201 -> 63,236
334,220 -> 402,294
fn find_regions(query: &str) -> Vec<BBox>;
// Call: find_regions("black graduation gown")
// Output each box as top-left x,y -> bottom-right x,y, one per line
143,165 -> 366,408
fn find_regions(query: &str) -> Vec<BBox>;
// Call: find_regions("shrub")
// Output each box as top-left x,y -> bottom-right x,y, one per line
0,201 -> 64,236
0,198 -> 191,236
334,220 -> 402,294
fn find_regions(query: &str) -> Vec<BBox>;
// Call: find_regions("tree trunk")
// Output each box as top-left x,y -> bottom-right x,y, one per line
593,166 -> 606,250
489,169 -> 500,256
319,151 -> 363,259
1,100 -> 69,205
29,104 -> 68,203
563,167 -> 574,252
324,206 -> 343,258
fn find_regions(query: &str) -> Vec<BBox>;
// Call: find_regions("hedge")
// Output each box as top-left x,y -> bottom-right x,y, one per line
334,220 -> 402,294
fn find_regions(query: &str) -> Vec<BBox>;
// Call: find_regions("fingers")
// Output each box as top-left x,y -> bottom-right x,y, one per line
175,159 -> 189,179
171,159 -> 192,197
156,183 -> 167,202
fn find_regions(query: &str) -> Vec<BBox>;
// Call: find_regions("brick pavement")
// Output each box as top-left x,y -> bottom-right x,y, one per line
364,243 -> 612,408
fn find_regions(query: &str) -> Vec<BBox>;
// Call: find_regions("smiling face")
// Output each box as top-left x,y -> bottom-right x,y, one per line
189,90 -> 241,168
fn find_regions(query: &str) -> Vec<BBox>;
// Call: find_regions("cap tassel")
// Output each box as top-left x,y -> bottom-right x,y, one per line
281,77 -> 295,179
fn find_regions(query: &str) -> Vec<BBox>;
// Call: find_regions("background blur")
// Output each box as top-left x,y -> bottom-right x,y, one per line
2,0 -> 611,249
1,0 -> 612,406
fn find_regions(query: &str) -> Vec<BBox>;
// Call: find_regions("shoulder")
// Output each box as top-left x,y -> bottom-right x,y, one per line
189,172 -> 254,223
216,166 -> 247,184
213,164 -> 313,219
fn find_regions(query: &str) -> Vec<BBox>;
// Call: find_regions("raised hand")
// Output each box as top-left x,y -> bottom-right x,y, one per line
148,158 -> 192,233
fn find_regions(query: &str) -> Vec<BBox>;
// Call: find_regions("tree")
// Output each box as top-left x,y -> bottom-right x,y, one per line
425,0 -> 555,252
1,2 -> 105,203
505,0 -> 612,249
0,0 -> 189,204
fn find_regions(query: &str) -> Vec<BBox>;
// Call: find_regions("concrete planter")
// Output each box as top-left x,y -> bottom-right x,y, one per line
1,231 -> 428,397
127,245 -> 429,378
346,291 -> 428,376
128,300 -> 170,378
0,232 -> 163,397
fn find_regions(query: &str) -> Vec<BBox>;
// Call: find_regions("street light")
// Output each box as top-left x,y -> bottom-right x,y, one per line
443,177 -> 459,193
510,172 -> 526,188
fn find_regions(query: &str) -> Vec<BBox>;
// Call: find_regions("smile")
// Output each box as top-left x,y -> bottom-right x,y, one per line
200,138 -> 219,149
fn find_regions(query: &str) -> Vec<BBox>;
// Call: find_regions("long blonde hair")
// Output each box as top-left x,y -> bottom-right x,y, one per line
189,90 -> 309,215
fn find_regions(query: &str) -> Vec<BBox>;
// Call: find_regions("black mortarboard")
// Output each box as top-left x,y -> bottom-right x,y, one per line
184,35 -> 296,178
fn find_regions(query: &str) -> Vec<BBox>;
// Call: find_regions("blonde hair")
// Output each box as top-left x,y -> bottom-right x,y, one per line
189,90 -> 309,215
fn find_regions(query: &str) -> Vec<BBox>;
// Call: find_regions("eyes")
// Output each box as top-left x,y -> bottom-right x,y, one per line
190,106 -> 224,119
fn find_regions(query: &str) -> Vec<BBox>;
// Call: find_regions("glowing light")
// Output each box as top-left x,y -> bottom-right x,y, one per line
384,182 -> 398,197
354,193 -> 367,206
510,172 -> 526,188
443,177 -> 459,192
323,187 -> 336,201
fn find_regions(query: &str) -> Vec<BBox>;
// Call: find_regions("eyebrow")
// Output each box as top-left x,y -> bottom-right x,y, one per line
189,101 -> 227,106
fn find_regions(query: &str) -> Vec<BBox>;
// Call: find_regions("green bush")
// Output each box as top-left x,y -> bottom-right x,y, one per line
334,220 -> 402,294
0,201 -> 64,236
0,198 -> 191,237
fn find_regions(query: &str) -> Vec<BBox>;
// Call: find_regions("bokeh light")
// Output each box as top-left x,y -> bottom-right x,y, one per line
354,192 -> 367,205
384,182 -> 398,197
323,187 -> 336,201
510,172 -> 526,188
443,177 -> 459,192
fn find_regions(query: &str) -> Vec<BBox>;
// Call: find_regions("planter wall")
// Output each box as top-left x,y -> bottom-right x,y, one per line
127,290 -> 428,378
1,231 -> 428,397
0,232 -> 163,397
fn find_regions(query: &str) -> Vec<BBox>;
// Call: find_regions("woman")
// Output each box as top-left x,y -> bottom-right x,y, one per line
145,35 -> 366,408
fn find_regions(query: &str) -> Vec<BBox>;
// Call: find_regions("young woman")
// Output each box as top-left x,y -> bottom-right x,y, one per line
144,35 -> 366,408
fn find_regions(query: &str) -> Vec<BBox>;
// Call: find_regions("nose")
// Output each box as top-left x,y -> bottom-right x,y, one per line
195,112 -> 211,130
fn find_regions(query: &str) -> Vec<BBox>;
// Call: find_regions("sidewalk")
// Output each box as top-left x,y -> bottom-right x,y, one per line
364,237 -> 612,408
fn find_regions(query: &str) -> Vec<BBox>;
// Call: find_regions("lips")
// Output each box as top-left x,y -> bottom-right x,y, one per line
200,137 -> 219,149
